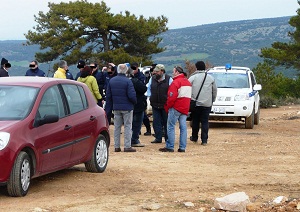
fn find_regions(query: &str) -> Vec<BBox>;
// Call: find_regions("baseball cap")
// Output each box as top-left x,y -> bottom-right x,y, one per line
153,64 -> 165,71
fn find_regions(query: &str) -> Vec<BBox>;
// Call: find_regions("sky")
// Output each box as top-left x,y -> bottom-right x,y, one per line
1,0 -> 299,40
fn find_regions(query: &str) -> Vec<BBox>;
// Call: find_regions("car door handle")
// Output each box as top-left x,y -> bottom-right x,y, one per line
64,125 -> 72,130
90,116 -> 96,121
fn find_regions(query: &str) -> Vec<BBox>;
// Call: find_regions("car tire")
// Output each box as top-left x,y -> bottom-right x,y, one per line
7,151 -> 31,197
85,134 -> 108,173
245,108 -> 254,129
254,105 -> 260,125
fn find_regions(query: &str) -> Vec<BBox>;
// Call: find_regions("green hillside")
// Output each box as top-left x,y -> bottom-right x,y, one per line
0,16 -> 295,77
153,16 -> 295,76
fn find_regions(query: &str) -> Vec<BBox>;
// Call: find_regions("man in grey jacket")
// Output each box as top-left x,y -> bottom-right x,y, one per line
188,61 -> 217,145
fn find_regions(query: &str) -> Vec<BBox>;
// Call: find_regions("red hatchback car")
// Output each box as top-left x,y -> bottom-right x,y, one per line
0,77 -> 110,197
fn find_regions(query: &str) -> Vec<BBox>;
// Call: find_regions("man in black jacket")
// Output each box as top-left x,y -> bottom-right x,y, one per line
147,64 -> 173,143
0,58 -> 11,77
129,64 -> 147,147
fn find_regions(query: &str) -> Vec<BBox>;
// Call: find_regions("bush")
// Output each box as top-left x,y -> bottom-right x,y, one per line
260,95 -> 300,108
253,62 -> 300,107
260,95 -> 279,108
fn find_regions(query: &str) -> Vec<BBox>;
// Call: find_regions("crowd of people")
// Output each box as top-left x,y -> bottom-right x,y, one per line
0,57 -> 217,152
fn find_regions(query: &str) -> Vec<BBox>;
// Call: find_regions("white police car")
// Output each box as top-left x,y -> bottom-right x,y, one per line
208,64 -> 262,129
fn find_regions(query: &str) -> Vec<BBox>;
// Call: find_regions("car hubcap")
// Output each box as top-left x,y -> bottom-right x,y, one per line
96,139 -> 107,168
21,159 -> 30,191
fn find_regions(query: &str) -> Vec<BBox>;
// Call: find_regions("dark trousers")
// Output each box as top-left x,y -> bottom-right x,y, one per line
131,111 -> 144,144
191,106 -> 211,143
97,100 -> 103,107
106,110 -> 113,125
152,107 -> 168,142
143,112 -> 151,131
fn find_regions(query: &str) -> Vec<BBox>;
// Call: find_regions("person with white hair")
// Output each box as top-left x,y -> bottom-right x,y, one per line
53,60 -> 68,79
105,64 -> 137,152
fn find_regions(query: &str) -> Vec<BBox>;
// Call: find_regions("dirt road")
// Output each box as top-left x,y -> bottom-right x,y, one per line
1,105 -> 300,212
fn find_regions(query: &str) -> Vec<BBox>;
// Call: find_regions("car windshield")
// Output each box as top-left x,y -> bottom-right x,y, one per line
0,86 -> 39,120
209,73 -> 249,88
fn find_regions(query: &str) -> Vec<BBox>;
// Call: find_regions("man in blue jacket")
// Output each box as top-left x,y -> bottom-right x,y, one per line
105,64 -> 137,152
130,62 -> 146,83
25,61 -> 45,77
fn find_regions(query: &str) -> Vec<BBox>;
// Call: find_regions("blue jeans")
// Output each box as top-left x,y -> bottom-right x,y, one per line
114,110 -> 133,148
191,106 -> 211,143
152,107 -> 168,142
131,111 -> 144,144
166,108 -> 187,150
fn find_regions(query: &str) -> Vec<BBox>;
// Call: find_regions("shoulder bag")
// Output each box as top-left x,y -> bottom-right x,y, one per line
189,72 -> 207,113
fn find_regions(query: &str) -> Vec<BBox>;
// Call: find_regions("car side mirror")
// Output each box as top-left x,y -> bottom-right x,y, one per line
253,84 -> 262,91
34,114 -> 59,127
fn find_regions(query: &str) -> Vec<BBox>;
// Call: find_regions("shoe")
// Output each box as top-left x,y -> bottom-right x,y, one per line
201,142 -> 207,146
190,136 -> 198,142
124,147 -> 136,152
178,149 -> 185,152
159,147 -> 174,152
115,148 -> 121,152
131,143 -> 145,147
151,139 -> 162,143
144,131 -> 151,136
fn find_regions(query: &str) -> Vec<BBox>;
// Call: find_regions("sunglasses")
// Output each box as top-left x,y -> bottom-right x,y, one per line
90,66 -> 97,69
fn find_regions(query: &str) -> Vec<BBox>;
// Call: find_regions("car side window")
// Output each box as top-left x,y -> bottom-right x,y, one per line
38,86 -> 65,118
78,86 -> 88,108
250,73 -> 256,88
62,84 -> 87,114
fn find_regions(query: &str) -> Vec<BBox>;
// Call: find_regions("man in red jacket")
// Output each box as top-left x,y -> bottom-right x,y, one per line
159,66 -> 192,152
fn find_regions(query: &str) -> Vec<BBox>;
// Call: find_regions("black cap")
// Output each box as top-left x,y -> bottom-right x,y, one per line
1,58 -> 8,65
77,60 -> 86,69
1,58 -> 11,68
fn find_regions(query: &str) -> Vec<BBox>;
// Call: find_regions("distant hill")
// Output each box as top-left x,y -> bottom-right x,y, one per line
0,16 -> 295,77
153,16 -> 295,76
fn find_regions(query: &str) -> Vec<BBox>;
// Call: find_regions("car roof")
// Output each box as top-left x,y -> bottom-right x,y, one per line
208,66 -> 251,74
0,76 -> 80,88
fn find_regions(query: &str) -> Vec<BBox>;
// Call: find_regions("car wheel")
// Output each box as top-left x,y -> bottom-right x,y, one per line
85,134 -> 108,173
7,151 -> 31,197
254,105 -> 260,125
245,109 -> 254,129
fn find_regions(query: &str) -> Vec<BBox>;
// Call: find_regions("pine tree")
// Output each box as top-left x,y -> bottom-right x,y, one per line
25,1 -> 168,66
